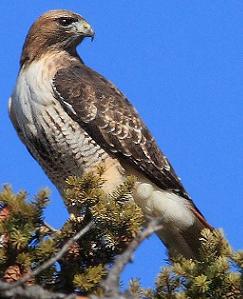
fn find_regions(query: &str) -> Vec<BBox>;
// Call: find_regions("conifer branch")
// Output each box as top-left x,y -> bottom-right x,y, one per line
0,280 -> 76,299
102,219 -> 162,296
43,221 -> 58,233
0,183 -> 242,298
6,221 -> 94,289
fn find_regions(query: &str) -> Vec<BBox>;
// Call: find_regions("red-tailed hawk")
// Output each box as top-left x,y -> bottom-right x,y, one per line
9,10 -> 211,258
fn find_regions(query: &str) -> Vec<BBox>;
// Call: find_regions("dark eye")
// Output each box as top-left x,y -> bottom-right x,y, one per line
58,17 -> 77,26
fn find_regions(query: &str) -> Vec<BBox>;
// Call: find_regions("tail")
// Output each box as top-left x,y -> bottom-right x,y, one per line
157,210 -> 212,259
133,181 -> 212,259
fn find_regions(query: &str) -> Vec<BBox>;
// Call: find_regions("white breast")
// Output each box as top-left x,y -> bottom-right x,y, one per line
10,61 -> 54,139
9,60 -> 109,191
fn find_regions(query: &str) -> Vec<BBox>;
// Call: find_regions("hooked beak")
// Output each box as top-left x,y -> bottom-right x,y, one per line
75,20 -> 95,40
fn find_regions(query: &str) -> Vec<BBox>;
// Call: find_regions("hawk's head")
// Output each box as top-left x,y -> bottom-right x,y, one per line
21,10 -> 94,66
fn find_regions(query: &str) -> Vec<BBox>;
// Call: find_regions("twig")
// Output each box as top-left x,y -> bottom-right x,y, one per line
0,280 -> 76,299
101,219 -> 162,296
6,221 -> 94,289
44,221 -> 58,233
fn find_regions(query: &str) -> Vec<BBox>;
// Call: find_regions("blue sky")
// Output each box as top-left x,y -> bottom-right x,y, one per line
1,0 -> 242,288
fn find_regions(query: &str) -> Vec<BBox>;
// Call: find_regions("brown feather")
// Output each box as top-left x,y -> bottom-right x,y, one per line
52,62 -> 207,221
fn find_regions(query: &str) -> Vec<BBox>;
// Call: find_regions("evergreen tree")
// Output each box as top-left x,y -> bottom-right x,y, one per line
0,172 -> 242,298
